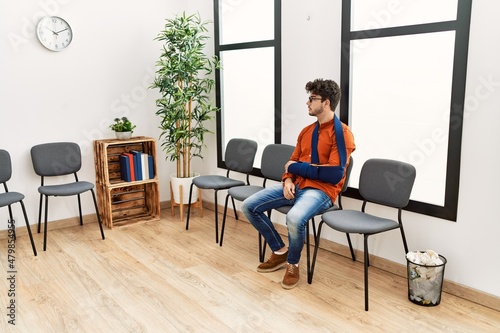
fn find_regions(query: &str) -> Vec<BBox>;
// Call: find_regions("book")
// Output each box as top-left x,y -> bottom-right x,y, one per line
141,153 -> 149,180
131,151 -> 143,181
148,154 -> 154,179
122,152 -> 135,181
119,154 -> 132,182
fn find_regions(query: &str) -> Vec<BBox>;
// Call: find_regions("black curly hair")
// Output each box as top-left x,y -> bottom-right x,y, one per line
305,79 -> 341,111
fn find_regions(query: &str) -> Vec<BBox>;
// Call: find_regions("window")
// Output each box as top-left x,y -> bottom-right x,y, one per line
341,0 -> 472,221
214,0 -> 472,221
214,0 -> 281,172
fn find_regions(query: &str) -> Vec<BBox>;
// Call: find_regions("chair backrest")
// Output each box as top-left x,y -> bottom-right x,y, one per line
336,155 -> 354,209
341,155 -> 354,193
224,138 -> 258,173
0,149 -> 13,183
260,144 -> 295,182
31,142 -> 83,177
359,158 -> 416,208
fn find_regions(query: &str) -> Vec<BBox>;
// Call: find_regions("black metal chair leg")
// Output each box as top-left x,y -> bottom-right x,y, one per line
20,201 -> 37,256
186,183 -> 195,230
311,217 -> 318,243
231,197 -> 238,220
399,218 -> 409,254
213,190 -> 219,244
91,190 -> 105,240
37,193 -> 43,233
346,233 -> 356,261
7,206 -> 16,240
219,194 -> 231,246
364,235 -> 369,311
77,194 -> 83,226
310,221 -> 324,283
306,222 -> 312,284
43,196 -> 49,251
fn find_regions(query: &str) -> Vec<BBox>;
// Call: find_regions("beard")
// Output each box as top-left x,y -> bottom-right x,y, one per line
308,104 -> 324,117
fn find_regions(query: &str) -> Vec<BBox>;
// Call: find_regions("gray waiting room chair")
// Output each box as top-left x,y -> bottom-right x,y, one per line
186,138 -> 258,244
271,155 -> 354,282
0,149 -> 37,256
311,158 -> 416,311
30,142 -> 105,251
219,143 -> 295,250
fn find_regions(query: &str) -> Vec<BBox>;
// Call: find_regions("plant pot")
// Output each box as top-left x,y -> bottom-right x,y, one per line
170,173 -> 200,205
115,131 -> 132,140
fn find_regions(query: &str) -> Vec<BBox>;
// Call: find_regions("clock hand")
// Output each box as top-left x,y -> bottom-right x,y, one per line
45,27 -> 58,35
56,28 -> 68,34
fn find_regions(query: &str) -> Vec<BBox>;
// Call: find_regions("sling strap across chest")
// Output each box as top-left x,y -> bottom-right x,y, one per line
288,114 -> 347,185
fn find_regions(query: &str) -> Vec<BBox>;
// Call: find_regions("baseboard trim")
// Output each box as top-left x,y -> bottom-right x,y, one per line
5,201 -> 499,312
292,224 -> 500,312
201,200 -> 500,312
0,215 -> 97,240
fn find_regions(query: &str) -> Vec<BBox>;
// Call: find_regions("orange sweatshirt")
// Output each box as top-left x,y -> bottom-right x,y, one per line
282,118 -> 356,203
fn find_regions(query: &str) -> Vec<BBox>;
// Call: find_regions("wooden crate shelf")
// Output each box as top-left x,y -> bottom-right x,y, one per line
93,136 -> 160,229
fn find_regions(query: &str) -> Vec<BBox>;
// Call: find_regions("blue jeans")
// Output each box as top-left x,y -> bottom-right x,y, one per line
241,184 -> 332,264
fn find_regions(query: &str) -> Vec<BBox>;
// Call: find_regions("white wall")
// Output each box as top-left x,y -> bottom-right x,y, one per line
0,0 -> 184,225
2,0 -> 499,299
282,0 -> 500,299
219,0 -> 500,299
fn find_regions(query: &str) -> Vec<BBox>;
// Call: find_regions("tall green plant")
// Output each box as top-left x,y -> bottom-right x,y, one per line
151,12 -> 220,178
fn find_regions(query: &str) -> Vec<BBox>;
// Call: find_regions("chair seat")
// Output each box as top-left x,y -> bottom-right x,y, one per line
38,181 -> 94,196
228,185 -> 264,201
322,210 -> 399,234
0,192 -> 25,207
275,203 -> 340,215
193,175 -> 245,190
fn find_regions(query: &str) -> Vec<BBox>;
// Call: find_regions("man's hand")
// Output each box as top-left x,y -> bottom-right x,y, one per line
283,178 -> 295,199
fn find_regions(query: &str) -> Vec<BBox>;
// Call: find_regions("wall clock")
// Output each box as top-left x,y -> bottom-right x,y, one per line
36,16 -> 73,51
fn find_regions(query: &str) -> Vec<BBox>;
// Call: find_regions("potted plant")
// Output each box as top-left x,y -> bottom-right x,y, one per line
109,117 -> 136,140
151,12 -> 220,205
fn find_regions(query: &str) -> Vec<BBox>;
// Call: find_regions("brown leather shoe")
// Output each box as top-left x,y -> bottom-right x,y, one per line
257,251 -> 288,272
281,263 -> 300,289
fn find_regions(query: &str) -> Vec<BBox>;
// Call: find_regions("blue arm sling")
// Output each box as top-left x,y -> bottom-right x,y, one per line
287,114 -> 347,185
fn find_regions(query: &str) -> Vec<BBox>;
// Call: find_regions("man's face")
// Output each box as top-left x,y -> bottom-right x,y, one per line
307,94 -> 324,117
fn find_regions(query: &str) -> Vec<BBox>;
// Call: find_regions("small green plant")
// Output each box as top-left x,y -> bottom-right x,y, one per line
109,117 -> 136,133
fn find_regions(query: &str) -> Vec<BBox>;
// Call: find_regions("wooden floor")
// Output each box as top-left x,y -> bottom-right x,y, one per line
2,209 -> 499,333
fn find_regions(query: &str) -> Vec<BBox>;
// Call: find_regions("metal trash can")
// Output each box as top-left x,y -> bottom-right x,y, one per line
406,250 -> 447,306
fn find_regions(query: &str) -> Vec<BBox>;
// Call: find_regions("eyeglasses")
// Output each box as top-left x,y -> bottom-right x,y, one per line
308,96 -> 323,103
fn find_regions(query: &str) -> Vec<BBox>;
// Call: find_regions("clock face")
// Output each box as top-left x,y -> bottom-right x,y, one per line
36,16 -> 73,51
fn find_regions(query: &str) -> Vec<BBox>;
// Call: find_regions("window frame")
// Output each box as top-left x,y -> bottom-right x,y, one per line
213,0 -> 282,177
213,0 -> 472,221
340,0 -> 473,221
